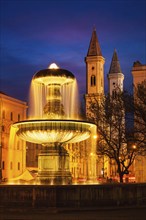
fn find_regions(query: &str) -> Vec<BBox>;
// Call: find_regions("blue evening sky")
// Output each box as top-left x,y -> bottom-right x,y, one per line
0,0 -> 146,102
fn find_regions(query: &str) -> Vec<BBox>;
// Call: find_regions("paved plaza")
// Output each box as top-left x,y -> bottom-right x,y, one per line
1,207 -> 146,220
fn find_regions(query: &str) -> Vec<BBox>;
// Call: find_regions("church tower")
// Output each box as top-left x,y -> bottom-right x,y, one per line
85,28 -> 105,114
107,49 -> 124,97
84,28 -> 105,181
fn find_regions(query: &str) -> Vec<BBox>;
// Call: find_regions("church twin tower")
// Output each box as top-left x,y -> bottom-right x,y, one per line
85,28 -> 124,109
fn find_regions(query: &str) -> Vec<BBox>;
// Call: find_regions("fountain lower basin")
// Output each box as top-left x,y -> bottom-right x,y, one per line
12,119 -> 96,184
13,119 -> 95,144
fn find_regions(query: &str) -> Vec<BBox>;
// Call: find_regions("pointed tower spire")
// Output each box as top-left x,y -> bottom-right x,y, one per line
85,28 -> 105,107
87,28 -> 102,56
107,49 -> 124,95
109,49 -> 122,74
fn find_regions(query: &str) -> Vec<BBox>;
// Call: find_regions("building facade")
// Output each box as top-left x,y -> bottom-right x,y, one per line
0,92 -> 27,181
131,61 -> 146,182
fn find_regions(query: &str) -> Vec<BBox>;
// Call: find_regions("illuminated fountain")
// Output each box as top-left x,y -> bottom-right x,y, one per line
12,63 -> 96,184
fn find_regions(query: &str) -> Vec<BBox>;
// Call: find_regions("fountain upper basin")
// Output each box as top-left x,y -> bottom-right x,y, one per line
33,68 -> 75,85
13,119 -> 96,144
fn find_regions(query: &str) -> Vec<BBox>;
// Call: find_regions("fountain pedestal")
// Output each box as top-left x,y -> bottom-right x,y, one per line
37,146 -> 72,184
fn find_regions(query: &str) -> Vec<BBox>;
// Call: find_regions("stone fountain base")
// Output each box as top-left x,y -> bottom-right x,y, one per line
37,145 -> 72,185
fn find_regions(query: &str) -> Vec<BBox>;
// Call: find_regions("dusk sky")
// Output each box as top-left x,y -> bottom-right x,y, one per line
0,0 -> 146,103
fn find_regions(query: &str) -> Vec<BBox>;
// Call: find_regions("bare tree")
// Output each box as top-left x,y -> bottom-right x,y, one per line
87,91 -> 144,183
132,80 -> 146,151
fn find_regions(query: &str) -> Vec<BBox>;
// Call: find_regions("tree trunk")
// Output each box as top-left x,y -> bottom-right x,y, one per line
117,164 -> 124,183
119,172 -> 124,183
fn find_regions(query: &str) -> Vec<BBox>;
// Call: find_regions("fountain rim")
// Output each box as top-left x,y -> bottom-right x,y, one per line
13,119 -> 96,127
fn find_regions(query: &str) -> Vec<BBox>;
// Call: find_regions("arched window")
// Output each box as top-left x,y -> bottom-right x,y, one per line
91,75 -> 96,86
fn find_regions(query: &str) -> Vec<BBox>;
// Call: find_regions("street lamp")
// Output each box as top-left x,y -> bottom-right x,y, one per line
132,145 -> 137,150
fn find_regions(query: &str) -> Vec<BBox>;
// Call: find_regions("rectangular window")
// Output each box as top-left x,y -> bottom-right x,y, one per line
1,137 -> 4,147
17,141 -> 20,150
18,114 -> 20,121
10,112 -> 13,121
2,125 -> 5,132
2,110 -> 5,119
10,161 -> 13,170
2,161 -> 5,170
18,162 -> 20,170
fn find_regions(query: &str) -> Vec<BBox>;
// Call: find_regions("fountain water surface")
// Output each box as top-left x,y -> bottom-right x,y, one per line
12,63 -> 96,184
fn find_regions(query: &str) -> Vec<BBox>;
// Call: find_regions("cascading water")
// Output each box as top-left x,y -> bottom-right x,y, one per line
28,64 -> 80,120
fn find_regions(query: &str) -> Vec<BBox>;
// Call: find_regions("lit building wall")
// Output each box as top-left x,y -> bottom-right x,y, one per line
132,61 -> 146,85
0,92 -> 27,180
131,61 -> 146,182
65,141 -> 88,182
